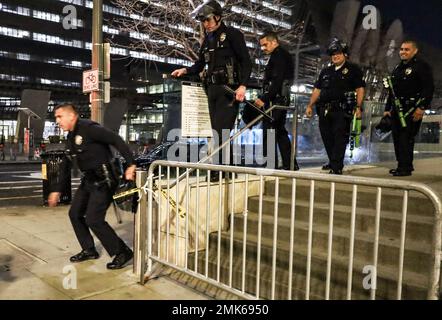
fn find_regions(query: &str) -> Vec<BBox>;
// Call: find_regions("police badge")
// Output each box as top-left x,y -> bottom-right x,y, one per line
220,32 -> 226,42
405,68 -> 413,75
342,68 -> 349,75
75,135 -> 83,145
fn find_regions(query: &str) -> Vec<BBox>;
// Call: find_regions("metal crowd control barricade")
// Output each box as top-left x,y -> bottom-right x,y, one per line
41,149 -> 71,205
135,162 -> 441,300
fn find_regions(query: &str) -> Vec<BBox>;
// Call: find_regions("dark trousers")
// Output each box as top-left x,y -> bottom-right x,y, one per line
262,109 -> 295,169
391,112 -> 422,172
69,179 -> 126,257
207,85 -> 239,165
318,107 -> 351,171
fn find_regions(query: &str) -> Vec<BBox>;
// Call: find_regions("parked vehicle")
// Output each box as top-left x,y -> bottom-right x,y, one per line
134,140 -> 208,170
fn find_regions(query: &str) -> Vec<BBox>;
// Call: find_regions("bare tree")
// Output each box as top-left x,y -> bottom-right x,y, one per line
110,0 -> 306,74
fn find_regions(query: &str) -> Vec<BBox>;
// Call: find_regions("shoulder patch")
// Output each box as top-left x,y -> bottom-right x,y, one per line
75,135 -> 83,145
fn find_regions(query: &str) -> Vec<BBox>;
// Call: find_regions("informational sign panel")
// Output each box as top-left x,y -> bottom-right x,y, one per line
181,82 -> 212,137
82,69 -> 99,93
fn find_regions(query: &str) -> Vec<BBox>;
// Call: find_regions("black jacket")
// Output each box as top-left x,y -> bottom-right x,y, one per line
54,119 -> 134,192
385,56 -> 434,111
259,45 -> 294,105
66,119 -> 134,171
315,61 -> 365,103
186,22 -> 252,86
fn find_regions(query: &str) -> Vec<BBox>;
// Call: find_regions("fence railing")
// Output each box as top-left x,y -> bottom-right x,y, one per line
134,161 -> 441,300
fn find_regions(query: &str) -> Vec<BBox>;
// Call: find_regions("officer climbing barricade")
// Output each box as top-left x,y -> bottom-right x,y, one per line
41,149 -> 71,205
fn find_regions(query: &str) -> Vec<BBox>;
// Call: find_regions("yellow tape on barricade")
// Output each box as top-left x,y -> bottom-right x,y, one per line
158,187 -> 186,219
113,184 -> 186,219
112,188 -> 140,200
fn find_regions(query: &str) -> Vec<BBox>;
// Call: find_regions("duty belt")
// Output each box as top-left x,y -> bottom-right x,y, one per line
82,163 -> 116,186
394,97 -> 420,118
321,101 -> 345,111
206,73 -> 227,85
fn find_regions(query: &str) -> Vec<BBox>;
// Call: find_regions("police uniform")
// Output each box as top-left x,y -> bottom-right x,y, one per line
186,22 -> 252,165
386,56 -> 434,175
56,119 -> 135,258
315,61 -> 365,172
259,45 -> 297,170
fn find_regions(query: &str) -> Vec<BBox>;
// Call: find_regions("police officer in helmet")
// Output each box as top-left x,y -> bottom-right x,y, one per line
48,104 -> 136,269
305,38 -> 365,174
171,0 -> 252,179
384,40 -> 434,176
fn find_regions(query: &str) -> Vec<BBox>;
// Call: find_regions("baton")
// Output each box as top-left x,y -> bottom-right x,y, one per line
384,77 -> 407,128
222,85 -> 274,122
102,164 -> 122,224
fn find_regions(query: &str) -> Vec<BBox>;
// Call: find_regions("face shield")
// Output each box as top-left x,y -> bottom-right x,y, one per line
190,1 -> 222,22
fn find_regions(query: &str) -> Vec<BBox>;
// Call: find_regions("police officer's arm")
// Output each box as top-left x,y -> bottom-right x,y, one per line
413,61 -> 434,121
229,29 -> 252,101
86,124 -> 137,180
352,66 -> 366,118
384,92 -> 393,117
355,87 -> 365,118
305,89 -> 321,118
306,69 -> 325,117
172,43 -> 206,77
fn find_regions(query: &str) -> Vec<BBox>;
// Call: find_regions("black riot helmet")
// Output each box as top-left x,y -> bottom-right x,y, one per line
327,37 -> 349,56
375,114 -> 392,134
191,0 -> 223,22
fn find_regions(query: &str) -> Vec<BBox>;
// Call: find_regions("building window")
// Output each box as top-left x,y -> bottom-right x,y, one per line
0,27 -> 30,39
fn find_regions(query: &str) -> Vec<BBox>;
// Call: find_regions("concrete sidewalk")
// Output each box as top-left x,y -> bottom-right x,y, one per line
0,206 -> 209,300
0,157 -> 441,300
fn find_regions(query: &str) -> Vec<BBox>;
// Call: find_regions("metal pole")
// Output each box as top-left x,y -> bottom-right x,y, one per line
27,115 -> 32,160
91,0 -> 104,124
290,93 -> 298,170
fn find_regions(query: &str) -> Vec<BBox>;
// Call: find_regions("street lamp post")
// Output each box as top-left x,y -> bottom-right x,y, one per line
91,0 -> 104,124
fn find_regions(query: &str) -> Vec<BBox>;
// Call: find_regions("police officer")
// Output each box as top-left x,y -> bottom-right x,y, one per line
171,0 -> 252,179
384,40 -> 434,176
305,38 -> 365,174
253,31 -> 298,170
48,104 -> 136,269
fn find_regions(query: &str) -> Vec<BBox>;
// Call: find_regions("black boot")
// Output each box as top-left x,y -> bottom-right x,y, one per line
329,169 -> 343,175
392,170 -> 412,177
322,163 -> 331,170
106,246 -> 133,270
69,248 -> 99,263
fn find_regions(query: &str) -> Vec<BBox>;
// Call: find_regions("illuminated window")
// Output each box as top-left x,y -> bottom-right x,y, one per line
110,47 -> 127,56
103,25 -> 119,35
58,0 -> 83,5
33,10 -> 60,23
0,27 -> 30,39
0,73 -> 29,82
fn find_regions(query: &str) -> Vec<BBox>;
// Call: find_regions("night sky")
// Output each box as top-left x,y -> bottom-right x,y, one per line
360,0 -> 442,48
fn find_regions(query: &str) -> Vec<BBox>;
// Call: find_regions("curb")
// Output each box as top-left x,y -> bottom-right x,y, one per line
0,160 -> 41,165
